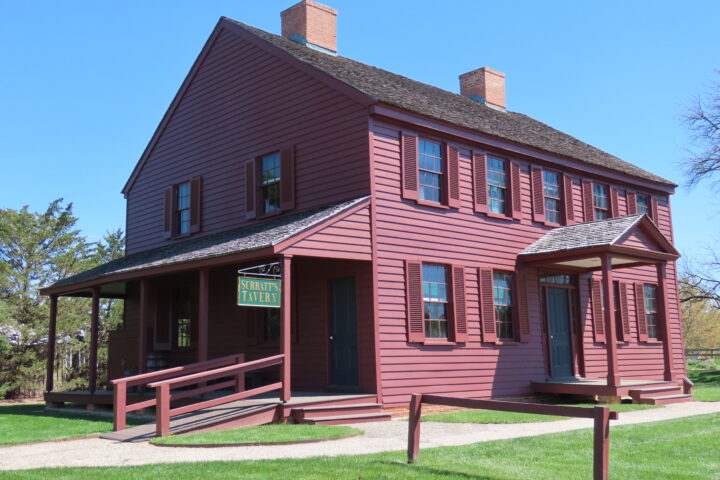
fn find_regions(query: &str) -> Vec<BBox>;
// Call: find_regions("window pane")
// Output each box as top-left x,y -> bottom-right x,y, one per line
637,195 -> 649,215
423,264 -> 448,339
261,153 -> 281,185
543,171 -> 560,198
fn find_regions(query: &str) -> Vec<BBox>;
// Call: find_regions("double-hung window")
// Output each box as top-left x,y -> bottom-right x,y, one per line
593,184 -> 609,220
543,171 -> 562,224
260,152 -> 281,214
422,264 -> 448,339
176,182 -> 191,235
637,194 -> 650,216
164,177 -> 201,239
174,290 -> 191,349
418,139 -> 443,203
644,284 -> 658,339
493,271 -> 514,340
487,157 -> 508,215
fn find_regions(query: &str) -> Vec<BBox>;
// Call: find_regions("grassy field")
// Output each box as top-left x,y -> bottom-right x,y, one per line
2,413 -> 718,479
689,370 -> 720,401
0,404 -> 143,446
151,424 -> 361,446
420,402 -> 659,424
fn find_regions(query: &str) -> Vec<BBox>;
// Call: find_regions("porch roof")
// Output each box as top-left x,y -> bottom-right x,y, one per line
41,196 -> 369,295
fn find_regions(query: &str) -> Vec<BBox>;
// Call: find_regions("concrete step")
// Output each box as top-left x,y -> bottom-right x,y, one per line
298,412 -> 392,425
291,403 -> 383,422
636,394 -> 693,405
629,385 -> 682,400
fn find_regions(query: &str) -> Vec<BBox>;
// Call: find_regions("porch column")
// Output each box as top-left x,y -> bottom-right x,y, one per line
600,254 -> 621,387
198,268 -> 209,362
89,287 -> 100,393
281,255 -> 293,402
657,262 -> 676,381
46,295 -> 58,392
138,279 -> 149,375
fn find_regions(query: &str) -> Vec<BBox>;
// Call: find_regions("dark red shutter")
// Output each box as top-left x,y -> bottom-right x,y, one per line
516,272 -> 530,343
401,133 -> 419,201
189,176 -> 202,233
610,188 -> 619,218
510,163 -> 522,219
280,148 -> 295,211
618,282 -> 631,341
473,153 -> 488,213
563,174 -> 575,225
405,260 -> 424,342
479,267 -> 497,343
245,159 -> 256,220
163,186 -> 173,239
591,279 -> 606,343
451,265 -> 468,342
650,197 -> 659,223
627,192 -> 638,215
582,181 -> 594,222
447,145 -> 461,208
635,283 -> 648,341
531,167 -> 545,223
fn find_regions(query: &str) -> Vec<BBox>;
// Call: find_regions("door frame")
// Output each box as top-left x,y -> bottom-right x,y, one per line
326,275 -> 360,390
539,272 -> 584,379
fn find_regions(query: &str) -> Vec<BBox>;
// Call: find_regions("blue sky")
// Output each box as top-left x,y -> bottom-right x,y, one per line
1,1 -> 719,258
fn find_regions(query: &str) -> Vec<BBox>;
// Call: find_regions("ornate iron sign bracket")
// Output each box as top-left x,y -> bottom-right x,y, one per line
237,262 -> 282,279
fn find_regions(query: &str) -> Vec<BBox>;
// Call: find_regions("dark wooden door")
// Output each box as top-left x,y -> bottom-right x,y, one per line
329,277 -> 359,387
546,287 -> 574,379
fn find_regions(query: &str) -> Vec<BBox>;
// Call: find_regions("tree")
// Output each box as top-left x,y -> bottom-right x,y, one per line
682,71 -> 720,189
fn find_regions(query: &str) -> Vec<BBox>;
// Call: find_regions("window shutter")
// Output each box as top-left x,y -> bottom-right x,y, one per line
451,265 -> 468,342
401,133 -> 419,201
472,153 -> 488,213
516,272 -> 530,343
610,188 -> 619,218
405,260 -> 424,342
635,283 -> 648,341
531,167 -> 545,223
245,159 -> 256,220
627,192 -> 638,215
563,174 -> 575,225
479,267 -> 497,343
163,186 -> 173,239
650,197 -> 659,223
189,177 -> 202,233
446,145 -> 461,208
280,148 -> 295,211
582,181 -> 594,222
510,163 -> 523,219
591,279 -> 606,343
618,282 -> 631,341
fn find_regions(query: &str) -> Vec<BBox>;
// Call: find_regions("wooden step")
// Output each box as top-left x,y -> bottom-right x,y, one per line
298,412 -> 392,425
291,403 -> 383,422
636,394 -> 693,405
629,385 -> 682,400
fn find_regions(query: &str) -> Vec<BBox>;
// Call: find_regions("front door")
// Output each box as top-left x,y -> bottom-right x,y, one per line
329,277 -> 359,387
546,287 -> 574,378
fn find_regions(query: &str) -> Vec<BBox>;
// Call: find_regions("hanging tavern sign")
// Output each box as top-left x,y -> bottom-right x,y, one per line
237,262 -> 282,308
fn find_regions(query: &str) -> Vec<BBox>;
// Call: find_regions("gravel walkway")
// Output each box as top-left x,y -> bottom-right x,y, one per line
2,401 -> 719,471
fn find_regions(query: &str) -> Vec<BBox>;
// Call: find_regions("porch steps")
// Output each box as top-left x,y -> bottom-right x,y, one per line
291,403 -> 391,425
629,385 -> 693,405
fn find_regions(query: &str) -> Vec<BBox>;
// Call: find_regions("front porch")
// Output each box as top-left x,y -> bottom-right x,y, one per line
532,377 -> 692,405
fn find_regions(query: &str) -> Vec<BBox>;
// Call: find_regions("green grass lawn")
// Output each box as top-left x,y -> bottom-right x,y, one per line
151,424 -> 361,446
2,413 -> 718,479
689,370 -> 720,401
0,403 -> 144,446
420,403 -> 660,424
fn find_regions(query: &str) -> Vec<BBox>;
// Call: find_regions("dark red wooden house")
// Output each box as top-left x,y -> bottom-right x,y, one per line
40,1 -> 691,437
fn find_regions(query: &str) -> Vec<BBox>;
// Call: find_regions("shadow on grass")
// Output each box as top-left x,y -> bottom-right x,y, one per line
0,403 -> 142,424
689,370 -> 720,385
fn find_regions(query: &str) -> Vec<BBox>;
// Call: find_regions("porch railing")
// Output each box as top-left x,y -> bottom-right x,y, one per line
148,354 -> 285,437
111,352 -> 246,431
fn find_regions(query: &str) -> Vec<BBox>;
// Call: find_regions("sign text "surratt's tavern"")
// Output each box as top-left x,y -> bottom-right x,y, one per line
237,277 -> 282,308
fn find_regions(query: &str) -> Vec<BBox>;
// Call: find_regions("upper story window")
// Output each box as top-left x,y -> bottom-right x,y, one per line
164,177 -> 201,239
422,264 -> 448,339
487,157 -> 508,215
418,139 -> 443,203
644,284 -> 658,339
543,171 -> 562,224
493,271 -> 514,340
176,182 -> 191,235
260,152 -> 281,214
593,184 -> 609,220
637,194 -> 650,216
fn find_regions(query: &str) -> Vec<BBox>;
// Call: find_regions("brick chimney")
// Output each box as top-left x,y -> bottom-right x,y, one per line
459,67 -> 506,110
281,0 -> 338,54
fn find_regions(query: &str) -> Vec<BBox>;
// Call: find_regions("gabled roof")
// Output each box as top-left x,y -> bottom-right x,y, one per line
519,214 -> 679,257
122,17 -> 675,195
42,197 -> 369,294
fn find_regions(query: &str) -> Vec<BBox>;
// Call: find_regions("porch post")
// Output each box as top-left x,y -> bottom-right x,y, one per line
281,255 -> 292,402
46,295 -> 58,392
138,278 -> 149,375
656,262 -> 676,381
89,287 -> 100,393
600,255 -> 621,387
198,267 -> 209,363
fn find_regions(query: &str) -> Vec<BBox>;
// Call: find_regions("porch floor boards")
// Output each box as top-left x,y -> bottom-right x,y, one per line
532,378 -> 679,398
